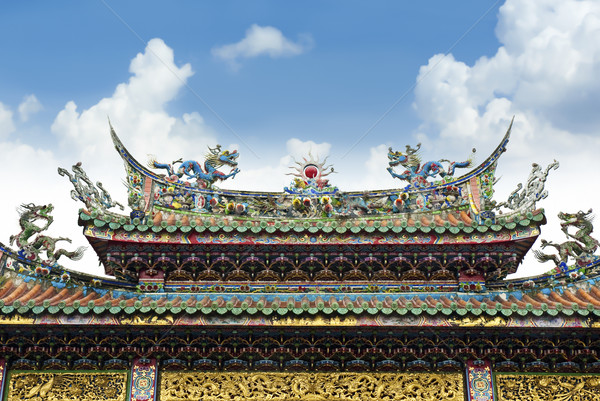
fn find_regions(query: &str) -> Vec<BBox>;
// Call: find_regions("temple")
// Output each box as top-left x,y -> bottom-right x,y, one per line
1,120 -> 600,401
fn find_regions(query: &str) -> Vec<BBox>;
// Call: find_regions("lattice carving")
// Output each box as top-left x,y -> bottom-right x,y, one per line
7,372 -> 127,401
496,374 -> 600,401
160,372 -> 464,401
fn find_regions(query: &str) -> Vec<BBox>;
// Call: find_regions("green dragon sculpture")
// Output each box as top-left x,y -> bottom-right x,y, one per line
534,209 -> 600,267
9,203 -> 85,265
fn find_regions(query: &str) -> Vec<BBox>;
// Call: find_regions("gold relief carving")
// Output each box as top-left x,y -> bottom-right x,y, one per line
120,314 -> 176,326
160,372 -> 464,401
0,314 -> 35,325
496,374 -> 600,401
447,316 -> 507,327
271,315 -> 358,326
7,372 -> 127,401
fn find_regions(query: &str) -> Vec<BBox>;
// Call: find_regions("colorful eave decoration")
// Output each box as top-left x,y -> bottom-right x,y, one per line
68,121 -> 544,291
2,119 -> 600,384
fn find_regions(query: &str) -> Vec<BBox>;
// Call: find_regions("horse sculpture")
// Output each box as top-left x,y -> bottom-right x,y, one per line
150,145 -> 240,188
534,209 -> 600,267
9,203 -> 85,264
387,143 -> 475,187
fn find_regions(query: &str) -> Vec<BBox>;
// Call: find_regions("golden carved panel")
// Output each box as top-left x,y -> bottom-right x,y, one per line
7,372 -> 127,401
496,374 -> 600,401
160,372 -> 464,401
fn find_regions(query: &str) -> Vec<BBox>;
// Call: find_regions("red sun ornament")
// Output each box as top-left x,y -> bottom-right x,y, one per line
303,164 -> 319,179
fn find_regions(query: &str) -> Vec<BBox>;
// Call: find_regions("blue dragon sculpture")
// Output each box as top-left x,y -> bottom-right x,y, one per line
150,145 -> 240,188
387,143 -> 475,187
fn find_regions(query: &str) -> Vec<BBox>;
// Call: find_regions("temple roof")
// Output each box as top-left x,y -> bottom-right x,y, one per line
1,272 -> 600,326
51,121 -> 553,285
80,206 -> 544,237
81,208 -> 544,277
103,121 -> 514,223
110,121 -> 511,201
3,120 -> 597,333
2,246 -> 600,325
2,123 -> 600,376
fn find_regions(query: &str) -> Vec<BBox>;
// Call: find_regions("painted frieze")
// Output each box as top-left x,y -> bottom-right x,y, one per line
496,374 -> 600,401
7,372 -> 128,401
159,372 -> 464,401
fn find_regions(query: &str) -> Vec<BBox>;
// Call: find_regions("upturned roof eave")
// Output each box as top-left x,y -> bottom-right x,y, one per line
1,264 -> 600,324
110,117 -> 512,199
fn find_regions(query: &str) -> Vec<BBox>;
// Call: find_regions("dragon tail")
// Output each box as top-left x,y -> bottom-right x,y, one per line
446,148 -> 476,176
56,246 -> 87,262
147,157 -> 176,177
70,246 -> 87,261
147,155 -> 159,170
533,250 -> 555,264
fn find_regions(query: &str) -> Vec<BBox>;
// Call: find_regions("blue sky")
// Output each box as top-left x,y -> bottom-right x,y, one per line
1,0 -> 599,276
1,1 -> 500,151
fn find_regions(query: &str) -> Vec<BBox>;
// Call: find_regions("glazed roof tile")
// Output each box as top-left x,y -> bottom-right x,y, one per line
2,273 -> 600,320
79,208 -> 545,236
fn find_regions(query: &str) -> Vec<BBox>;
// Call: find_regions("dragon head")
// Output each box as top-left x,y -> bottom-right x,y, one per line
219,149 -> 239,166
387,149 -> 407,167
39,204 -> 54,218
206,145 -> 239,168
18,203 -> 54,219
388,143 -> 421,168
558,209 -> 594,227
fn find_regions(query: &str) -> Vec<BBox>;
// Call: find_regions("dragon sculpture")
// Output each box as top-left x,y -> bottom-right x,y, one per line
9,203 -> 85,264
386,143 -> 476,187
58,162 -> 124,212
149,145 -> 240,188
497,160 -> 559,211
534,209 -> 600,267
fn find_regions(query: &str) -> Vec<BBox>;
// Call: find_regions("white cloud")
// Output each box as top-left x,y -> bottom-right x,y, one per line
286,138 -> 330,161
212,24 -> 312,69
361,144 -> 391,188
3,37 -> 325,276
0,140 -> 79,270
224,138 -> 332,192
0,102 -> 15,139
223,139 -> 399,195
51,38 -> 217,178
4,0 -> 599,284
415,0 -> 600,138
0,38 -> 219,275
412,0 -> 600,277
18,94 -> 42,122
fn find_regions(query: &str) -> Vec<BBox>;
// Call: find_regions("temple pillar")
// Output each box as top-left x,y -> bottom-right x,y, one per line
129,357 -> 158,401
465,359 -> 496,401
0,358 -> 6,401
